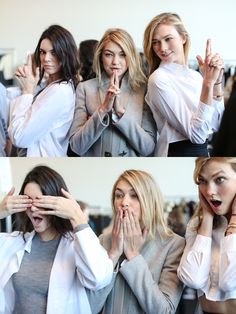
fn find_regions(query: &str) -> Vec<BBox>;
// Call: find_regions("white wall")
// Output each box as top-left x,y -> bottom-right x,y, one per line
1,157 -> 197,212
0,0 -> 235,70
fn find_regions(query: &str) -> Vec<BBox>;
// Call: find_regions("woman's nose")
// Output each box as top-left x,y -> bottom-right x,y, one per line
160,41 -> 168,52
30,205 -> 39,212
44,52 -> 51,62
112,54 -> 119,64
205,183 -> 217,197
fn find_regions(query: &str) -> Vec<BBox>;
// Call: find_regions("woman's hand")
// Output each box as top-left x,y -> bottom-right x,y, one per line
15,53 -> 40,94
123,209 -> 147,260
0,187 -> 32,219
198,189 -> 214,237
99,71 -> 120,113
112,71 -> 125,118
197,39 -> 224,85
31,188 -> 87,228
109,209 -> 124,266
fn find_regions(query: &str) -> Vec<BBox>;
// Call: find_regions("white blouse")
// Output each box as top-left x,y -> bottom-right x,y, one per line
0,228 -> 113,314
145,62 -> 224,156
178,216 -> 236,301
8,81 -> 75,156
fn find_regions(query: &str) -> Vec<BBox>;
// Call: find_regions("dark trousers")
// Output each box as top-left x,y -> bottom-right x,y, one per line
168,140 -> 208,157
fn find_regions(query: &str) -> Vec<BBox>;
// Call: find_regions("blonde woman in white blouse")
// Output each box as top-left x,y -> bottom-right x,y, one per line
178,157 -> 236,314
143,13 -> 224,156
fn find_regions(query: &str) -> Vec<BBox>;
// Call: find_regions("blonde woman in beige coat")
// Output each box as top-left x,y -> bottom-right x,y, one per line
87,169 -> 185,314
69,28 -> 156,157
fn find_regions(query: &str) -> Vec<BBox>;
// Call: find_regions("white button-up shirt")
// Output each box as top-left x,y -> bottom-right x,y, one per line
178,216 -> 236,301
0,228 -> 113,314
145,62 -> 224,156
8,81 -> 75,156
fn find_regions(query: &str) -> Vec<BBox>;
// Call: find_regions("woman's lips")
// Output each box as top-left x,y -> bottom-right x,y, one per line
32,216 -> 43,227
210,199 -> 222,209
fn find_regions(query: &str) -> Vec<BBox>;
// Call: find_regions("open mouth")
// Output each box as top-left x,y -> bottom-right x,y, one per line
32,216 -> 43,225
210,200 -> 222,208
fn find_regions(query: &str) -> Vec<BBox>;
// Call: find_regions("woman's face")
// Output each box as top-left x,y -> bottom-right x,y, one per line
114,179 -> 141,220
24,182 -> 56,241
198,160 -> 236,216
152,24 -> 186,65
101,41 -> 128,80
39,38 -> 62,81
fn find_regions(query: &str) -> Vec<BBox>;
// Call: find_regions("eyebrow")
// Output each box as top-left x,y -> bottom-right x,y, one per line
115,187 -> 135,192
152,34 -> 172,42
103,49 -> 123,54
39,48 -> 54,53
200,170 -> 226,179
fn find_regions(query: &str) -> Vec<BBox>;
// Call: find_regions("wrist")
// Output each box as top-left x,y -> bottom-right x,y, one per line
70,215 -> 87,229
125,251 -> 139,261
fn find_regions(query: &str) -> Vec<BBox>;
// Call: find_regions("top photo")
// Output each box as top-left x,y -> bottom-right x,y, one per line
0,0 -> 235,157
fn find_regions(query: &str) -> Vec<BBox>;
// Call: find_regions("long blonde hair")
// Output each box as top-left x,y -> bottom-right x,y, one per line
111,169 -> 173,239
93,28 -> 146,91
143,12 -> 190,75
193,157 -> 236,228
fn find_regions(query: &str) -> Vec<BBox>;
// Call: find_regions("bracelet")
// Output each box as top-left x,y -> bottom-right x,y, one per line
214,81 -> 222,85
228,223 -> 236,228
213,94 -> 223,100
226,230 -> 236,236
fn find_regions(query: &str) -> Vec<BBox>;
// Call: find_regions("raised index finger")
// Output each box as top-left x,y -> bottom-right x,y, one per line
205,38 -> 212,58
26,52 -> 32,67
110,71 -> 115,84
114,70 -> 119,88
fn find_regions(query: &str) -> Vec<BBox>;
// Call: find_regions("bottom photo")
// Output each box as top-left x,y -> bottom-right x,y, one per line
1,157 -> 235,314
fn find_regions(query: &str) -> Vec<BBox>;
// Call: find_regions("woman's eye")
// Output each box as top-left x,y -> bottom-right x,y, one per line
104,53 -> 113,57
115,193 -> 123,199
197,177 -> 206,185
130,193 -> 138,199
152,40 -> 159,47
216,177 -> 225,184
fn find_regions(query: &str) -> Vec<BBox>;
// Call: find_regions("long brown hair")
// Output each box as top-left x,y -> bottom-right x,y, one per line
15,165 -> 73,239
34,25 -> 80,88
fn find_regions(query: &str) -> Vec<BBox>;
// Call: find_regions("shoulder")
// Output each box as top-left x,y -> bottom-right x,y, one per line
77,78 -> 98,89
45,80 -> 75,96
166,232 -> 185,249
0,231 -> 26,246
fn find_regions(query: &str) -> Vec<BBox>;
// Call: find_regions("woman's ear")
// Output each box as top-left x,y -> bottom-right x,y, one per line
181,34 -> 187,45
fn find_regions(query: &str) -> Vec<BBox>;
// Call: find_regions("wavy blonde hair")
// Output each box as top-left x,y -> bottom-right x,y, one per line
111,169 -> 173,239
143,12 -> 190,75
93,28 -> 146,91
192,157 -> 236,228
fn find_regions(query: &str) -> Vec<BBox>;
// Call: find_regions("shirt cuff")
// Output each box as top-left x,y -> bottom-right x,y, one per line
73,223 -> 89,233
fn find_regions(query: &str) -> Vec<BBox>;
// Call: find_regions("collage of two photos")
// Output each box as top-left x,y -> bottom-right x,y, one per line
1,0 -> 236,313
